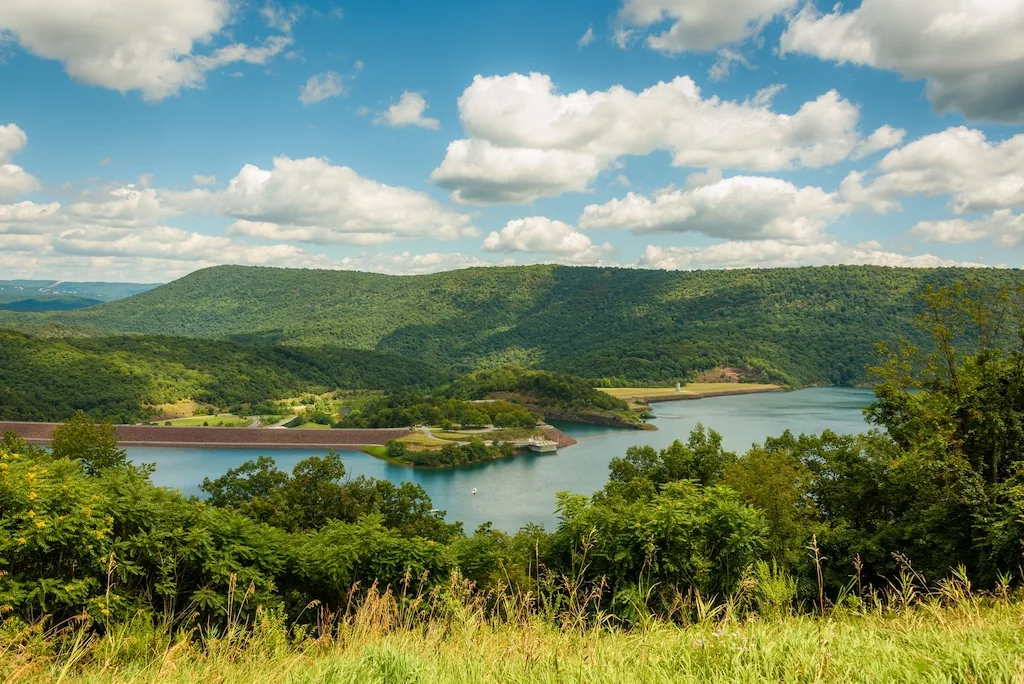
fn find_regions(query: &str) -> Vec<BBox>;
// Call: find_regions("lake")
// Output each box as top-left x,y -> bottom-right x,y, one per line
130,387 -> 876,532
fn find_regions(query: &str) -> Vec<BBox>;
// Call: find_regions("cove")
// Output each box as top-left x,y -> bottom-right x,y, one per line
129,387 -> 876,532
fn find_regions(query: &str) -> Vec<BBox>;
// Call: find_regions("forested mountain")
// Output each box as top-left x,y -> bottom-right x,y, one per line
0,330 -> 447,423
36,264 -> 1024,386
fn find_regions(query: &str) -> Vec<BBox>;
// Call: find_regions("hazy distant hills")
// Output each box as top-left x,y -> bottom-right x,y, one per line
0,279 -> 158,312
38,264 -> 1024,386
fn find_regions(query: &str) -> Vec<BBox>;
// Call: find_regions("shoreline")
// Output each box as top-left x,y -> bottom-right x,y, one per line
617,385 -> 786,404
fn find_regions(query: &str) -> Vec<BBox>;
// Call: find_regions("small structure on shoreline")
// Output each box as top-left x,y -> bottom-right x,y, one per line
525,435 -> 558,453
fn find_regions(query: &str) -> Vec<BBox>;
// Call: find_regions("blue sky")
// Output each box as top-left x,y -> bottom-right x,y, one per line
1,0 -> 1022,282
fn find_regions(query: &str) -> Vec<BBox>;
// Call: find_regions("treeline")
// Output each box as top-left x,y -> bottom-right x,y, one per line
25,263 -> 1024,385
450,365 -> 629,413
0,330 -> 448,423
337,393 -> 539,429
5,283 -> 1024,630
382,439 -> 517,467
335,366 -> 632,429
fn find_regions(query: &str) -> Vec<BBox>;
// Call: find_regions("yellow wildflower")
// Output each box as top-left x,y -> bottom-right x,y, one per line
94,530 -> 104,539
35,519 -> 45,528
17,538 -> 26,545
28,491 -> 37,500
27,510 -> 35,518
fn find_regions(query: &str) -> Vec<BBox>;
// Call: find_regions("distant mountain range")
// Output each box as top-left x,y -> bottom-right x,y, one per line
0,279 -> 158,312
15,264 -> 1024,387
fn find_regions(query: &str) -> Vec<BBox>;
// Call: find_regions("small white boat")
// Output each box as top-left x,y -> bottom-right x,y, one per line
471,488 -> 478,495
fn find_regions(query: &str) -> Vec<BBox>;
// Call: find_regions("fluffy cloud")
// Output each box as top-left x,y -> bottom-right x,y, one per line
780,0 -> 1024,122
911,210 -> 1024,248
0,124 -> 28,163
578,27 -> 596,47
482,216 -> 612,263
299,72 -> 346,105
580,173 -> 852,243
432,140 -> 602,204
0,164 -> 40,201
173,156 -> 476,246
0,201 -> 63,234
67,186 -> 178,228
192,174 -> 216,186
0,123 -> 40,201
0,0 -> 292,101
374,92 -> 441,129
639,241 -> 990,270
431,73 -> 872,204
843,127 -> 1024,214
618,0 -> 796,53
852,125 -> 906,160
53,224 -> 304,263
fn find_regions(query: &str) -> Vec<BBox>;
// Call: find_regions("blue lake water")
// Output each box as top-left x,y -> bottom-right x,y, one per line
129,387 -> 876,532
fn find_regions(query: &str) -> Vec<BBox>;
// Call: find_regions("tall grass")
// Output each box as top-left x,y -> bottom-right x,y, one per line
2,564 -> 1022,683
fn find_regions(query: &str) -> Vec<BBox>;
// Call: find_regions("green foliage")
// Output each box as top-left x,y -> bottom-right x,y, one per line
606,425 -> 734,497
388,439 -> 509,468
50,411 -> 128,475
0,329 -> 447,423
10,277 -> 1024,645
723,438 -> 817,569
450,365 -> 629,413
200,451 -> 460,541
550,482 -> 766,611
19,264 -> 1024,386
339,391 -> 538,429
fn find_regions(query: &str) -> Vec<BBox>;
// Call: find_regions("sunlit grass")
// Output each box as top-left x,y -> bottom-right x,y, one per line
4,576 -> 1022,684
599,383 -> 782,402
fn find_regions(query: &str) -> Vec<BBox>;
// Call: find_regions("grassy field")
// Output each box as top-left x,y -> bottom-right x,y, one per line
4,585 -> 1022,683
600,383 -> 783,403
157,414 -> 252,427
398,432 -> 452,447
290,421 -> 333,430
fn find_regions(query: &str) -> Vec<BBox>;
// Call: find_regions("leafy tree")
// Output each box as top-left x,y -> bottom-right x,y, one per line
50,411 -> 127,475
606,425 -> 734,497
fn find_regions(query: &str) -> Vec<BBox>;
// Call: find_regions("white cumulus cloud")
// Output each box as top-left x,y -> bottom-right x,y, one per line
299,72 -> 347,105
841,127 -> 1024,214
911,210 -> 1024,248
169,156 -> 476,246
639,241 -> 990,270
580,174 -> 852,243
0,123 -> 40,201
431,72 -> 872,205
0,0 -> 292,101
374,92 -> 441,129
619,0 -> 797,53
482,216 -> 612,263
780,0 -> 1024,122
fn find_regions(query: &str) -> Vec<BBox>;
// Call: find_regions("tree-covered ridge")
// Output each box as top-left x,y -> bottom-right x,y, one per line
0,330 -> 448,423
449,365 -> 628,412
34,264 -> 1024,385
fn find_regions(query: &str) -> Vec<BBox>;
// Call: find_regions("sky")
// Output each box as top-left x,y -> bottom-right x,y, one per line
1,0 -> 1023,283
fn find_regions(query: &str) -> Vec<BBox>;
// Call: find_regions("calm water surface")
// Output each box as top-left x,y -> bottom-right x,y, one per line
129,387 -> 875,532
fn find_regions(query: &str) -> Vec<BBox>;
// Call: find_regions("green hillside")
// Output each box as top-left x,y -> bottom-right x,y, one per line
23,264 -> 1024,385
0,330 -> 448,423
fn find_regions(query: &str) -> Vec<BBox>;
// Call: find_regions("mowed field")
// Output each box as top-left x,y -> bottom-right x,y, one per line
599,383 -> 782,404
